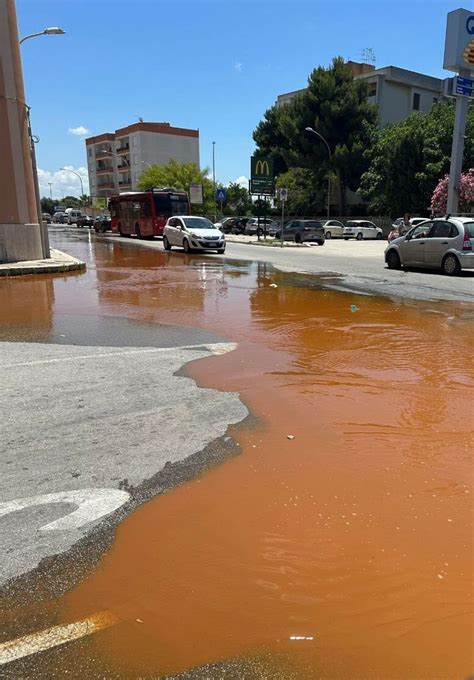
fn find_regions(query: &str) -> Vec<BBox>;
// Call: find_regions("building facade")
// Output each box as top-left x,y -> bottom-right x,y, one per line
276,61 -> 446,127
85,121 -> 200,200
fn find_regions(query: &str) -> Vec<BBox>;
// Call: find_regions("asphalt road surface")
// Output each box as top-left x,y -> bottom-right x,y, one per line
98,230 -> 474,303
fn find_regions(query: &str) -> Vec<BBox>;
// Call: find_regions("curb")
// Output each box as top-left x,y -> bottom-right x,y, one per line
0,249 -> 86,278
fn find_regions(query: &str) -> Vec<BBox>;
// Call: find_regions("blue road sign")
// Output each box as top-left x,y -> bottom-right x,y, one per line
216,188 -> 227,201
455,75 -> 473,97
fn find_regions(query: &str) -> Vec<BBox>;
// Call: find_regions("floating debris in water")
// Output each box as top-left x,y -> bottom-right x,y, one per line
269,283 -> 278,288
350,304 -> 359,312
290,635 -> 314,641
287,435 -> 295,440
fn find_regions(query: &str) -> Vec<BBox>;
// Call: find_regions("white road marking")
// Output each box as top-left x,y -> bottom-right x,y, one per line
0,611 -> 118,666
3,342 -> 237,368
0,488 -> 130,531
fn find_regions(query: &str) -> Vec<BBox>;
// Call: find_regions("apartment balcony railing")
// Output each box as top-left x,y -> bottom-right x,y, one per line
96,167 -> 114,175
115,145 -> 130,154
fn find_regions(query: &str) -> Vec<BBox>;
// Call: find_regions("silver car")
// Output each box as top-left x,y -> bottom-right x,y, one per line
321,219 -> 345,239
385,216 -> 474,276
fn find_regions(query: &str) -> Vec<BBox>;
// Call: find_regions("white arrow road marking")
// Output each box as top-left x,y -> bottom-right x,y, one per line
0,488 -> 130,531
3,342 -> 238,368
0,611 -> 119,666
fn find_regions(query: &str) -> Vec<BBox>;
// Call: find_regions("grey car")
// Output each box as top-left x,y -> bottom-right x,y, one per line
274,219 -> 325,245
385,216 -> 474,276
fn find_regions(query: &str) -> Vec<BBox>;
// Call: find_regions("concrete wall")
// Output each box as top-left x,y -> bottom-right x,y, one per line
0,223 -> 43,263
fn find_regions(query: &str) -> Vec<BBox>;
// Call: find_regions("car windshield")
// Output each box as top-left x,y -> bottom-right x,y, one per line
463,222 -> 474,238
183,217 -> 216,230
345,222 -> 358,227
304,221 -> 323,228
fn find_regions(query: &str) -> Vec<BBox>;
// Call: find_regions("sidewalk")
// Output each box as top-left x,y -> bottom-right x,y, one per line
0,248 -> 86,277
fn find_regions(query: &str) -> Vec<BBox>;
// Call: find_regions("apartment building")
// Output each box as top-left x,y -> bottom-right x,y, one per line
276,61 -> 446,126
85,121 -> 200,199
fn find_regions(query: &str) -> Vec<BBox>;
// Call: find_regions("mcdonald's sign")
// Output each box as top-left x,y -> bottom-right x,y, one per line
250,156 -> 274,195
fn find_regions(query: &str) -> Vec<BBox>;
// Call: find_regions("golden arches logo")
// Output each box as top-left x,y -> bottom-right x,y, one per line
255,160 -> 270,175
464,39 -> 474,65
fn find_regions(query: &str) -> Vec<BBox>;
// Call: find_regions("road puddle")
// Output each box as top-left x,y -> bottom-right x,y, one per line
2,237 -> 473,678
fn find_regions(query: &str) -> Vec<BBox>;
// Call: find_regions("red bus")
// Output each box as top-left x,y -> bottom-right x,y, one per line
109,187 -> 190,238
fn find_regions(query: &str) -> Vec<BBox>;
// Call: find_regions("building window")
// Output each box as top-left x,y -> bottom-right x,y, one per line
413,92 -> 420,111
368,81 -> 377,97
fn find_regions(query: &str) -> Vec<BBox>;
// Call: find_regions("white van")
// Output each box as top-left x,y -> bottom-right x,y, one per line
65,209 -> 82,225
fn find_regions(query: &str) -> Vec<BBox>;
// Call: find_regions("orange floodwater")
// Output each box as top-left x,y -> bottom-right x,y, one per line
2,239 -> 473,678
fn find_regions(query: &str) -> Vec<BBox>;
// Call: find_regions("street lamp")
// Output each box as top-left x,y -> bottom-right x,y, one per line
60,167 -> 84,202
212,141 -> 216,222
48,182 -> 53,199
20,27 -> 65,45
19,25 -> 65,258
305,126 -> 332,219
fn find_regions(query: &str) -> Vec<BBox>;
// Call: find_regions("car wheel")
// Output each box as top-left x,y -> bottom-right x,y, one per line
135,223 -> 141,239
386,250 -> 401,270
356,232 -> 363,241
217,248 -> 225,254
442,253 -> 461,276
376,232 -> 383,240
118,223 -> 125,237
295,233 -> 302,244
325,231 -> 331,239
257,227 -> 263,236
183,238 -> 191,253
344,238 -> 349,241
274,233 -> 280,240
163,236 -> 172,251
317,240 -> 324,246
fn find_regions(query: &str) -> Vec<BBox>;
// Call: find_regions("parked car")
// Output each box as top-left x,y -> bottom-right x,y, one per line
384,216 -> 474,276
94,215 -> 111,233
163,216 -> 225,253
41,212 -> 52,224
214,217 -> 235,232
343,220 -> 383,240
321,219 -> 345,239
77,214 -> 94,228
274,219 -> 325,245
218,217 -> 246,234
52,211 -> 67,224
245,218 -> 278,236
65,210 -> 83,225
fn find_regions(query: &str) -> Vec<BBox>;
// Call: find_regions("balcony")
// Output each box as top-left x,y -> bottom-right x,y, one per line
96,167 -> 114,175
95,151 -> 113,160
117,164 -> 130,172
97,181 -> 116,189
115,145 -> 130,154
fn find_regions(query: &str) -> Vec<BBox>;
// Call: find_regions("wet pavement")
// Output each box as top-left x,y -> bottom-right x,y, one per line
1,227 -> 473,679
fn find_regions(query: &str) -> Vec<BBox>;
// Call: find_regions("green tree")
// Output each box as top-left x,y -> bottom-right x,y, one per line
137,159 -> 214,215
275,168 -> 325,216
40,197 -> 56,214
253,105 -> 290,177
253,57 -> 378,214
221,182 -> 253,215
360,103 -> 474,215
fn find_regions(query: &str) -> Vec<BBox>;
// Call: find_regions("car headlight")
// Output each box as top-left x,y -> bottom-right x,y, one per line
189,232 -> 198,238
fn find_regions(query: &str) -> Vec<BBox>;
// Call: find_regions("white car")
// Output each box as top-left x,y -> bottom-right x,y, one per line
343,220 -> 383,240
321,219 -> 345,239
163,215 -> 225,254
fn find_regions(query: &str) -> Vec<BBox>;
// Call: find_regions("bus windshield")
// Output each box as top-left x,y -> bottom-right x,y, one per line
153,193 -> 188,216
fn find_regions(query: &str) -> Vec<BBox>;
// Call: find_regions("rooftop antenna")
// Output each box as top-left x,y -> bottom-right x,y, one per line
361,48 -> 376,67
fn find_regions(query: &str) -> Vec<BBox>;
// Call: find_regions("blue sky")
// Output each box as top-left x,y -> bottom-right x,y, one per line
17,0 -> 461,198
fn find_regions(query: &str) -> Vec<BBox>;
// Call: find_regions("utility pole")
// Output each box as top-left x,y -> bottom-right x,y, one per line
48,182 -> 53,199
446,72 -> 470,214
212,141 -> 217,222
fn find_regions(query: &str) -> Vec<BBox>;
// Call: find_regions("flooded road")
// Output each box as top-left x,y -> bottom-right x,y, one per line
2,229 -> 473,679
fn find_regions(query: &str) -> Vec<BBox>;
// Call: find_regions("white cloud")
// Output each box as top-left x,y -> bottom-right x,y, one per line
68,125 -> 90,137
234,175 -> 248,189
234,62 -> 243,73
38,166 -> 89,199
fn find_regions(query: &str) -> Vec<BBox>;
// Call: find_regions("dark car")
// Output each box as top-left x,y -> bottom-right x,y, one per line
77,214 -> 94,228
41,212 -> 52,224
274,219 -> 325,245
94,215 -> 111,233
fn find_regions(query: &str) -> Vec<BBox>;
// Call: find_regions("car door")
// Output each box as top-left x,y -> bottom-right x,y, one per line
398,222 -> 433,266
283,220 -> 295,239
363,222 -> 376,239
329,220 -> 344,237
167,218 -> 180,245
423,221 -> 460,267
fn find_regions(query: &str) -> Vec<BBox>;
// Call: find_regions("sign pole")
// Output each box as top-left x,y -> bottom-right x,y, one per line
447,77 -> 470,214
280,197 -> 285,248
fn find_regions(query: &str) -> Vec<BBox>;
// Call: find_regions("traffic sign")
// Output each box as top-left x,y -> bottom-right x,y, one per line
216,188 -> 227,201
279,187 -> 288,202
189,183 -> 203,204
455,74 -> 473,97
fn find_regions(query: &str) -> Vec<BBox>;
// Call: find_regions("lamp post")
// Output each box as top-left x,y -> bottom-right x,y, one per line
48,182 -> 52,199
60,167 -> 84,204
305,127 -> 332,219
20,26 -> 65,45
212,141 -> 216,222
19,24 -> 65,258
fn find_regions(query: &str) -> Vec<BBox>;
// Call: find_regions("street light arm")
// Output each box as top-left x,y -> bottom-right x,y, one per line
305,127 -> 331,159
60,167 -> 84,199
20,28 -> 65,45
